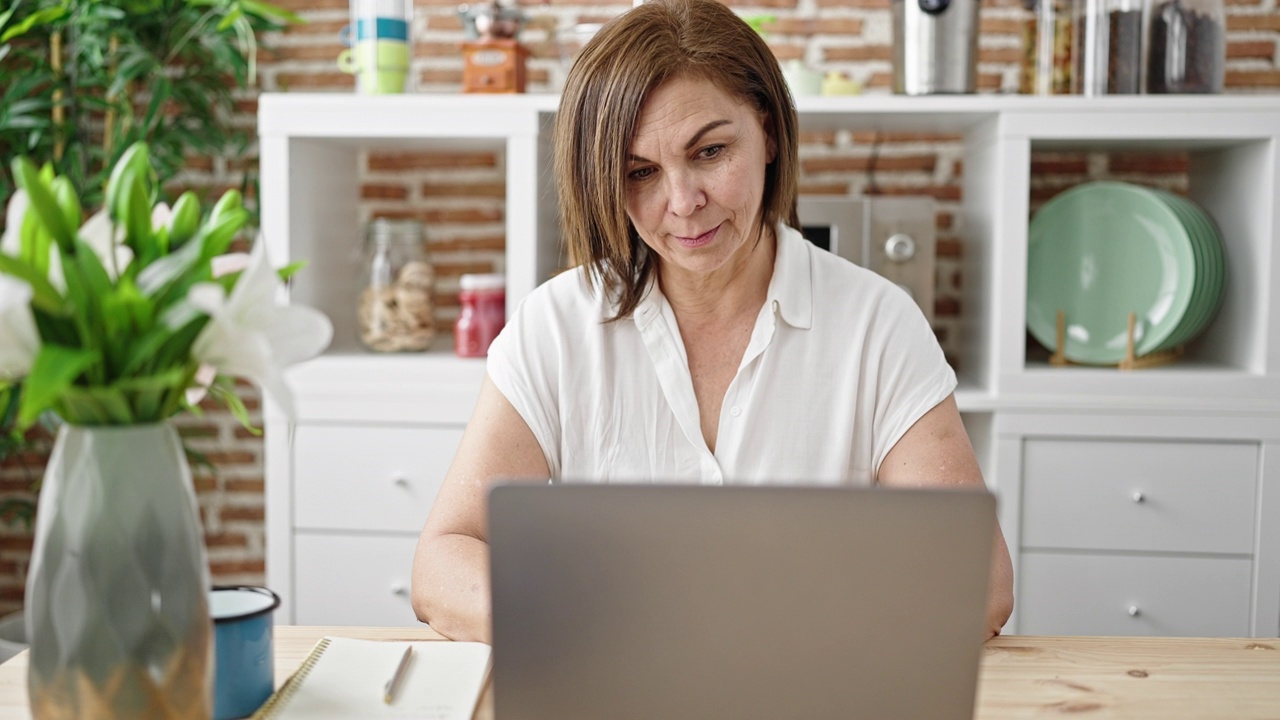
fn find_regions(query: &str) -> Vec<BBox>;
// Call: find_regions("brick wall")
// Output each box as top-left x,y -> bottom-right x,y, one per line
0,0 -> 1276,618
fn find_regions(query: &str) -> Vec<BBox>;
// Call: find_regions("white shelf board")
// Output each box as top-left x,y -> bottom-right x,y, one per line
258,93 -> 558,139
259,93 -> 1280,140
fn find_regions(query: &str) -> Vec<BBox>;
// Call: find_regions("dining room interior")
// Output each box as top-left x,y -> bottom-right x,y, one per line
2,0 -> 1280,716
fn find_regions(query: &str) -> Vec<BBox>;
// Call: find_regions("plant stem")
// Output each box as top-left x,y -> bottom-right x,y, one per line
51,31 -> 65,162
165,8 -> 220,65
103,34 -> 119,159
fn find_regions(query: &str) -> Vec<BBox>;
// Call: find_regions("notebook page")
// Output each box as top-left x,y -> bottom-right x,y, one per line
263,637 -> 492,720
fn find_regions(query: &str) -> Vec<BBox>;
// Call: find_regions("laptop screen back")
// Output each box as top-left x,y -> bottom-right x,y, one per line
488,484 -> 995,720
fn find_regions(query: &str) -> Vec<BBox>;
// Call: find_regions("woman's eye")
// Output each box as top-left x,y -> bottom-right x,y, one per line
628,167 -> 654,181
698,144 -> 725,160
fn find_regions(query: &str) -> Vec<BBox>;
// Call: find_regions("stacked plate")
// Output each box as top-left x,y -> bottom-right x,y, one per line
1026,181 -> 1225,365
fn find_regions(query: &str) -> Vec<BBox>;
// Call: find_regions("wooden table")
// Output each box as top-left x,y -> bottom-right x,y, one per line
1,627 -> 1278,718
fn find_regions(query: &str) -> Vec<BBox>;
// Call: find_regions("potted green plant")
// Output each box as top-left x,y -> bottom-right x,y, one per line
0,0 -> 301,212
0,142 -> 331,717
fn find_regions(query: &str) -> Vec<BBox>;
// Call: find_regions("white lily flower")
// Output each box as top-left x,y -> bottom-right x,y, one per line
1,190 -> 28,258
76,210 -> 133,280
211,252 -> 251,279
0,274 -> 39,380
184,363 -> 220,408
4,191 -> 133,289
35,211 -> 133,293
188,241 -> 333,418
151,202 -> 172,233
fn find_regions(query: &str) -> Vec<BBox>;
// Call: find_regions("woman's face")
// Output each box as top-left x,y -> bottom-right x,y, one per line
624,75 -> 776,281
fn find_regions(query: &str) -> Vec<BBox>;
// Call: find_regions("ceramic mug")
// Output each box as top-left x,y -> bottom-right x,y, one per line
338,39 -> 410,94
781,59 -> 823,97
340,16 -> 409,44
211,586 -> 281,720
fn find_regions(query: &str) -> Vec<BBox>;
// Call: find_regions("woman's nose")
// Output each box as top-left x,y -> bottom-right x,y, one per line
665,172 -> 706,217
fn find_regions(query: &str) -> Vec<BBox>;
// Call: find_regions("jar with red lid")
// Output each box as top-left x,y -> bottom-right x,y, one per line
454,273 -> 506,358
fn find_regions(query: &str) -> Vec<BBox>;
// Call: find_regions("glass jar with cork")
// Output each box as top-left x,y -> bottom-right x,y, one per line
1145,0 -> 1224,93
1019,0 -> 1075,94
1073,0 -> 1144,94
357,218 -> 436,352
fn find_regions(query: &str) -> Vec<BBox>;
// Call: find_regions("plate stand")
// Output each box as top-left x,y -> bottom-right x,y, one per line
1049,310 -> 1183,370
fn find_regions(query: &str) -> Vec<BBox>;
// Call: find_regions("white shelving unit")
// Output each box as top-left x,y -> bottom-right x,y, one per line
260,94 -> 1280,636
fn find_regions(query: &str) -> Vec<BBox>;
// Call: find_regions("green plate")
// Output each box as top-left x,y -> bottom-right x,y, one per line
1027,182 -> 1197,365
1158,192 -> 1224,350
1152,190 -> 1209,351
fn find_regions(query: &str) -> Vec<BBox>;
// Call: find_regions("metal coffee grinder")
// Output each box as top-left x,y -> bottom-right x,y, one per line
892,0 -> 980,94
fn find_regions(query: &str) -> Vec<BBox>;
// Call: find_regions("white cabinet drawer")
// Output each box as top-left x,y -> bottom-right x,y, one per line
294,532 -> 422,627
1021,439 -> 1257,554
1018,551 -> 1253,637
294,424 -> 464,532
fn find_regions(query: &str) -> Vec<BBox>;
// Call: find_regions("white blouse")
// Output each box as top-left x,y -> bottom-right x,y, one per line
486,222 -> 956,485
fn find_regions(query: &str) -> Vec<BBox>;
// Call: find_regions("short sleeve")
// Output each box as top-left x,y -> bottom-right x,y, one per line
869,286 -> 958,476
485,292 -> 563,478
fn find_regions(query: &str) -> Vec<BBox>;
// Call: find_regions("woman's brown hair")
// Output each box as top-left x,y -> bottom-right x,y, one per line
554,0 -> 800,321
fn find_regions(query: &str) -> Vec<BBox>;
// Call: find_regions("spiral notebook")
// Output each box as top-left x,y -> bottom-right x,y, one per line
252,636 -> 492,720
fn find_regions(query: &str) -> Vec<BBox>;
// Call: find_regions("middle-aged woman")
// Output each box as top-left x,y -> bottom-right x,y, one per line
413,0 -> 1014,643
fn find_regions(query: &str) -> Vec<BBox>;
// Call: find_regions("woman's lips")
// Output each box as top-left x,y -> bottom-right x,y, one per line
675,225 -> 718,248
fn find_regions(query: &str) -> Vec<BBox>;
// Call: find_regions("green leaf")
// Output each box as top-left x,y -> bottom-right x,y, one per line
168,190 -> 201,248
1,97 -> 51,119
120,323 -> 185,376
137,228 -> 206,298
208,189 -> 242,226
115,169 -> 155,262
277,259 -> 307,282
199,207 -> 248,259
240,0 -> 304,24
210,379 -> 260,435
72,238 -> 113,300
56,391 -> 111,425
216,6 -> 243,32
30,305 -> 78,347
64,386 -> 136,424
19,345 -> 100,428
11,157 -> 74,252
0,3 -> 19,34
56,246 -> 101,381
104,142 -> 151,221
0,254 -> 64,313
0,5 -> 66,43
51,177 -> 81,233
148,316 -> 205,374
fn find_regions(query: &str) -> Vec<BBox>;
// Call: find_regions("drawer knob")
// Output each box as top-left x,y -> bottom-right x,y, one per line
1128,605 -> 1141,617
884,233 -> 917,263
1132,491 -> 1145,503
392,476 -> 410,488
390,582 -> 409,597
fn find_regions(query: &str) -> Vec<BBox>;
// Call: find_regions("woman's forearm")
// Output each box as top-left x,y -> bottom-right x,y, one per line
412,532 -> 493,643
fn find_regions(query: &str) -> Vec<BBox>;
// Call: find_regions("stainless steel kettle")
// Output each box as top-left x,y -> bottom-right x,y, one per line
892,0 -> 980,94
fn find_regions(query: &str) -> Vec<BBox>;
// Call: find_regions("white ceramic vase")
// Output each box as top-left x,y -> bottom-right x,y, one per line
25,423 -> 212,719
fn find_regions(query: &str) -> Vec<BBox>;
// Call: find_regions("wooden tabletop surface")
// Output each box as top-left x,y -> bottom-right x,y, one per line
1,626 -> 1278,718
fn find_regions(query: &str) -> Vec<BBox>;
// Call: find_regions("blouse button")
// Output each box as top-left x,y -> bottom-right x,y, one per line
730,406 -> 742,418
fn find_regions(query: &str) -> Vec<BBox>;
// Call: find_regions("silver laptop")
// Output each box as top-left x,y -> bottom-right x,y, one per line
488,484 -> 996,720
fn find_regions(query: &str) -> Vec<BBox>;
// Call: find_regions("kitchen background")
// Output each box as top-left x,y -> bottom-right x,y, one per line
0,0 -> 1278,617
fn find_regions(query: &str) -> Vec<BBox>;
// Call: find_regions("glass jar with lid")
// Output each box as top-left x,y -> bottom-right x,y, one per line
1073,0 -> 1144,94
1020,0 -> 1075,94
1145,0 -> 1224,93
454,273 -> 505,358
357,218 -> 435,352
